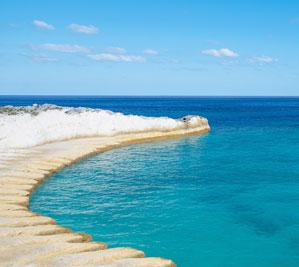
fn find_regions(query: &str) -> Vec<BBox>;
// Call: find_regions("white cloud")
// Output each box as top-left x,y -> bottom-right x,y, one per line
202,48 -> 239,58
68,23 -> 98,34
249,55 -> 277,64
33,20 -> 54,30
143,49 -> 159,55
105,47 -> 127,54
88,53 -> 146,62
39,43 -> 90,53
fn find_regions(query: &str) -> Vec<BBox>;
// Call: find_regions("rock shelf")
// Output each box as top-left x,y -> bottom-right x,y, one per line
0,125 -> 209,266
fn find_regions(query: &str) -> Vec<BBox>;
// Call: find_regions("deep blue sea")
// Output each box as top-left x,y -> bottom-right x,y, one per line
1,96 -> 299,267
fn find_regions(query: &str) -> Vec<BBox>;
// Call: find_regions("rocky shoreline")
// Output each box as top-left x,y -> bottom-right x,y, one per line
0,125 -> 209,266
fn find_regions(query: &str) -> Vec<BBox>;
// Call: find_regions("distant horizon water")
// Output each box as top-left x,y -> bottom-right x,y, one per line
1,95 -> 299,97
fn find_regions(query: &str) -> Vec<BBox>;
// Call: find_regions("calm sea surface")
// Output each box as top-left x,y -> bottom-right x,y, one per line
2,96 -> 298,267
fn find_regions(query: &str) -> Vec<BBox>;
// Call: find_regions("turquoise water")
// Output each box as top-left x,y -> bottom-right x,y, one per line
25,97 -> 299,266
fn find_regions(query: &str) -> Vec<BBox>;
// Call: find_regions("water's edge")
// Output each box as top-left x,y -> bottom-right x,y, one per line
0,125 -> 209,266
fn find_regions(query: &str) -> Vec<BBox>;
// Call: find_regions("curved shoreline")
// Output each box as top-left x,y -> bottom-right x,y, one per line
0,125 -> 209,266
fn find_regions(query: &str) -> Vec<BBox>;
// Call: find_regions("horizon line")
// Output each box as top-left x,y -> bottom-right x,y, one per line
0,95 -> 299,98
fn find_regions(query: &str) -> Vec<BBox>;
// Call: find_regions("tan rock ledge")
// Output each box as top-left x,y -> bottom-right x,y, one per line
0,123 -> 210,267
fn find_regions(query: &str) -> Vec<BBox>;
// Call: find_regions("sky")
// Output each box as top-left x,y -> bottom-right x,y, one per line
0,0 -> 299,96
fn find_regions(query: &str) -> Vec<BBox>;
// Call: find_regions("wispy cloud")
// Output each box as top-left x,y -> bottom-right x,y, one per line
105,47 -> 127,54
221,59 -> 240,66
88,53 -> 146,62
143,49 -> 159,55
32,54 -> 58,62
290,17 -> 299,24
21,53 -> 58,63
249,55 -> 278,64
202,48 -> 239,58
9,23 -> 19,28
68,23 -> 98,34
33,20 -> 54,30
38,43 -> 90,53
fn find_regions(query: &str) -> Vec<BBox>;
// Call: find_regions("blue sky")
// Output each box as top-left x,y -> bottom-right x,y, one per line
0,0 -> 299,95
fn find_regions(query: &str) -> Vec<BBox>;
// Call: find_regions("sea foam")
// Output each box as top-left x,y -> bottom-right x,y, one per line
0,104 -> 209,150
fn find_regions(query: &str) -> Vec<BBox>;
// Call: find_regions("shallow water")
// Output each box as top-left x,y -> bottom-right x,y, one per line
7,96 -> 297,267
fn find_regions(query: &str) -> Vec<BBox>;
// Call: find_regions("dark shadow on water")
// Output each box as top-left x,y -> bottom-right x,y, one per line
231,202 -> 297,236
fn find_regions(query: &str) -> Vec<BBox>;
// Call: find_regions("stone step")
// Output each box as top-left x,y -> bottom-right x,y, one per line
0,224 -> 71,237
0,188 -> 30,196
0,195 -> 29,206
0,210 -> 37,217
0,215 -> 55,227
0,203 -> 27,211
0,241 -> 106,266
91,257 -> 176,267
49,247 -> 145,266
1,232 -> 91,247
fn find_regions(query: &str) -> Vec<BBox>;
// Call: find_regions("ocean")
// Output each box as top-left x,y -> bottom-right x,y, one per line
1,96 -> 298,267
